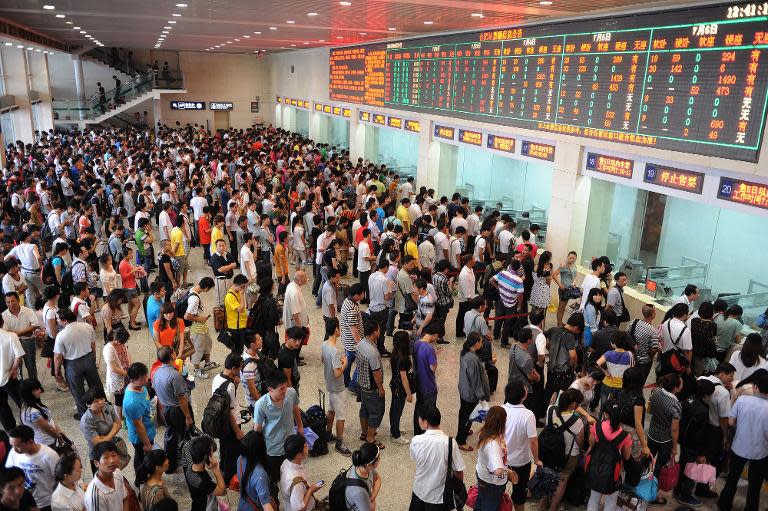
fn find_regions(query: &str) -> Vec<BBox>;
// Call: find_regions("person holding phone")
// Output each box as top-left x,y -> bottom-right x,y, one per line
279,434 -> 323,511
184,436 -> 226,511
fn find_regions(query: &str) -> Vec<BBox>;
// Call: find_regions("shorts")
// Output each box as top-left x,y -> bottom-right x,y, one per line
327,390 -> 347,421
177,255 -> 189,276
124,288 -> 138,300
509,462 -> 531,505
359,388 -> 385,428
561,455 -> 579,477
190,332 -> 212,364
113,391 -> 125,407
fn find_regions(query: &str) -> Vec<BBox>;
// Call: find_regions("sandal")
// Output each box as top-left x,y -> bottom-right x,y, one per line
359,434 -> 367,441
650,497 -> 667,505
458,444 -> 474,452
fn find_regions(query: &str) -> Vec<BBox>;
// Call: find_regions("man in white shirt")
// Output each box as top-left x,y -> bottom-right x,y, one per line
190,189 -> 208,239
433,222 -> 450,264
698,362 -> 736,489
659,303 -> 693,363
466,206 -> 482,238
579,258 -> 605,310
6,425 -> 59,510
4,231 -> 43,307
357,229 -> 375,303
240,233 -> 257,307
2,293 -> 41,382
84,441 -> 133,511
497,217 -> 515,261
71,282 -> 96,328
283,270 -> 309,329
211,353 -> 245,484
54,308 -> 101,419
409,404 -> 465,510
502,381 -> 543,509
157,201 -> 173,241
456,255 -> 476,338
449,227 -> 466,270
672,284 -> 700,314
0,324 -> 24,430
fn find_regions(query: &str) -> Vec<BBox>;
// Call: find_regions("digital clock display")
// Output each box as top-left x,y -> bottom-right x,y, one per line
329,2 -> 768,162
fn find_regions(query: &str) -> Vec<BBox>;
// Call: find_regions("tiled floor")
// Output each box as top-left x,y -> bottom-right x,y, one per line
23,241 -> 752,511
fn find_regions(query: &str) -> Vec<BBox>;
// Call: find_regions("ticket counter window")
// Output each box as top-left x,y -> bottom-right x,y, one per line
295,109 -> 309,137
374,127 -> 418,179
580,179 -> 768,322
455,145 -> 552,229
328,116 -> 349,149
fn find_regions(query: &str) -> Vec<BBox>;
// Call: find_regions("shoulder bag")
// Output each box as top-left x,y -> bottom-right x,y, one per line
443,437 -> 468,510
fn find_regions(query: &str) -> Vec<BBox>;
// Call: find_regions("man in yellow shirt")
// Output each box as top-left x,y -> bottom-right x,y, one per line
396,198 -> 411,232
224,274 -> 249,353
170,217 -> 188,287
211,214 -> 226,249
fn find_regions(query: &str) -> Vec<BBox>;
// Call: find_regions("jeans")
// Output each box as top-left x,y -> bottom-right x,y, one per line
587,490 -> 618,511
220,427 -> 241,483
359,270 -> 371,301
474,479 -> 506,511
0,378 -> 21,430
162,405 -> 187,472
315,267 -> 328,307
456,301 -> 471,337
369,308 -> 389,353
717,451 -> 767,511
63,353 -> 102,416
497,302 -> 518,345
132,441 -> 150,474
265,454 -> 285,502
413,391 -> 437,435
456,399 -> 477,445
22,270 -> 44,309
389,395 -> 406,438
343,350 -> 358,390
20,338 -> 37,381
386,308 -> 398,336
139,252 -> 152,292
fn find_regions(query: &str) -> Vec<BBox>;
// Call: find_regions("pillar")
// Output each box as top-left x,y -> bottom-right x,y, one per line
427,139 -> 458,199
152,97 -> 162,132
2,47 -> 34,143
28,51 -> 54,134
274,104 -> 283,131
72,55 -> 86,120
349,115 -> 376,163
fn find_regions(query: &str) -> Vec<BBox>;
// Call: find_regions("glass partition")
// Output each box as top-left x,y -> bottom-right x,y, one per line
580,178 -> 768,323
327,116 -> 349,149
373,127 -> 418,178
295,109 -> 309,136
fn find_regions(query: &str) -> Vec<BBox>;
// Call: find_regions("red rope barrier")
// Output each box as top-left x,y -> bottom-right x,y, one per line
486,313 -> 529,321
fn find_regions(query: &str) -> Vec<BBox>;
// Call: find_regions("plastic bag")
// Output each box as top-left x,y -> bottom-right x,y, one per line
469,401 -> 490,423
658,460 -> 679,492
684,462 -> 716,485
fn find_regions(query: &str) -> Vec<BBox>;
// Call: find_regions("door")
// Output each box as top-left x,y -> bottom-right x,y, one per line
213,111 -> 230,131
639,191 -> 667,266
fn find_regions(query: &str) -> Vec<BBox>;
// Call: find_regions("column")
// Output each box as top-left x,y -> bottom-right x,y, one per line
72,55 -> 86,120
543,141 -> 591,260
28,51 -> 54,134
2,47 -> 34,143
274,104 -> 283,130
152,97 -> 162,132
350,116 -> 376,163
427,138 -> 458,199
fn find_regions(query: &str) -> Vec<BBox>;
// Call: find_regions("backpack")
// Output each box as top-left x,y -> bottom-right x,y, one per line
200,376 -> 233,439
243,356 -> 278,395
41,213 -> 55,243
657,321 -> 690,376
585,422 -> 628,495
60,260 -> 84,297
42,256 -> 58,286
538,407 -> 580,471
176,291 -> 198,327
328,469 -> 370,511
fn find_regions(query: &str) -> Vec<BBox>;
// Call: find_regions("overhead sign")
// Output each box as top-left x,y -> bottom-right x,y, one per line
323,105 -> 333,114
314,103 -> 323,111
250,101 -> 259,113
644,164 -> 704,194
332,106 -> 342,116
359,111 -> 371,122
586,152 -> 634,179
521,140 -> 555,161
458,129 -> 482,146
388,116 -> 403,129
434,125 -> 456,141
372,113 -> 386,125
210,102 -> 233,111
342,108 -> 351,118
487,134 -> 515,153
717,176 -> 768,210
404,120 -> 421,133
170,101 -> 205,110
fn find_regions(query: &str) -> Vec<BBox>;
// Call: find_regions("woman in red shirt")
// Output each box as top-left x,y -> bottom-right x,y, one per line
152,303 -> 186,358
118,247 -> 143,330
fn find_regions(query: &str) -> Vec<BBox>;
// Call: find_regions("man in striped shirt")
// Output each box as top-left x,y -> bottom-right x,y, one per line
340,284 -> 365,391
491,259 -> 525,348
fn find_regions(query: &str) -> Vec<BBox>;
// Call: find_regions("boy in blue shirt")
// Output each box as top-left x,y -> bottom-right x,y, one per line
122,362 -> 156,473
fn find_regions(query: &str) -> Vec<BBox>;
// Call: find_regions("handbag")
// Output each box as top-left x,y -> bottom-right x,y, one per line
683,462 -> 716,485
113,436 -> 132,470
52,433 -> 77,457
583,327 -> 593,348
443,437 -> 468,510
173,323 -> 195,360
629,455 -> 658,502
41,336 -> 55,358
658,459 -> 679,492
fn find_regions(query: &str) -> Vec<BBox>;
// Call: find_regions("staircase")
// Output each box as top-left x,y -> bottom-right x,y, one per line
83,47 -> 136,79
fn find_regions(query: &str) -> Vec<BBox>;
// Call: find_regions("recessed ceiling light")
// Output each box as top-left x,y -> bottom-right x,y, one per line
303,42 -> 309,44
388,27 -> 396,31
175,3 -> 187,6
226,41 -> 232,43
79,30 -> 86,33
254,31 -> 261,34
172,13 -> 181,16
243,35 -> 250,38
168,20 -> 176,24
3,42 -> 11,46
319,39 -> 325,42
27,47 -> 33,50
16,45 -> 24,48
359,32 -> 367,35
286,20 -> 295,24
164,26 -> 171,29
539,0 -> 552,4
206,48 -> 210,51
423,20 -> 434,24
42,5 -> 55,9
36,49 -> 42,52
290,44 -> 296,47
162,30 -> 169,34
471,13 -> 483,18
73,26 -> 80,29
339,1 -> 351,5
55,14 -> 65,18
336,36 -> 343,39
65,21 -> 72,24
307,12 -> 318,16
269,26 -> 277,30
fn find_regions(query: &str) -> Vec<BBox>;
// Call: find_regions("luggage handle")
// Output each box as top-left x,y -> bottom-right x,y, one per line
318,388 -> 325,412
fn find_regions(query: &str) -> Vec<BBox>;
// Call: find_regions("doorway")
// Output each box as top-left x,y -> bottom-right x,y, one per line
639,191 -> 667,266
213,111 -> 230,131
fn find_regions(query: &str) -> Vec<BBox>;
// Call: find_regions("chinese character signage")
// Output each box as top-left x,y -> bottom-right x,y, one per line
210,102 -> 233,111
170,101 -> 206,110
359,111 -> 371,122
332,106 -> 341,116
372,114 -> 386,125
342,108 -> 351,117
458,129 -> 482,146
586,152 -> 634,179
314,103 -> 324,111
434,125 -> 456,141
404,120 -> 420,133
388,116 -> 403,129
522,140 -> 556,162
487,134 -> 515,153
644,164 -> 704,194
323,105 -> 332,114
717,177 -> 768,210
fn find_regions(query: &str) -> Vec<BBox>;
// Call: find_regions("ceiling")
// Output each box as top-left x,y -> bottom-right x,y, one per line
0,0 -> 674,54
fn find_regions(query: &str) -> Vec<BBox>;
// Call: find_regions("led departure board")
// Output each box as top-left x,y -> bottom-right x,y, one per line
487,134 -> 516,153
522,140 -> 556,161
717,176 -> 768,208
459,129 -> 483,145
328,2 -> 768,162
644,163 -> 705,193
404,120 -> 421,132
435,125 -> 456,140
586,152 -> 634,178
388,116 -> 403,129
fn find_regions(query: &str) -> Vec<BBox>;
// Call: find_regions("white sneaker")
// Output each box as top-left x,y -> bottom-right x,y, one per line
390,435 -> 409,445
203,361 -> 219,370
194,368 -> 210,379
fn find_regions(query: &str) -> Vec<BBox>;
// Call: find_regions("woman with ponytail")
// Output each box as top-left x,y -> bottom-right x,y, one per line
586,400 -> 633,511
457,332 -> 490,451
342,442 -> 382,511
237,431 -> 274,511
135,450 -> 170,510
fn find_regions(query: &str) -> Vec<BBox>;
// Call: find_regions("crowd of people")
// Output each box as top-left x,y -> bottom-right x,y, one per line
0,124 -> 765,511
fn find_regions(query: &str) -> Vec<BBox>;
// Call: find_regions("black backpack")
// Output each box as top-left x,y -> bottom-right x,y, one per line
60,260 -> 84,297
538,407 -> 580,471
41,256 -> 58,286
201,376 -> 233,439
176,291 -> 198,326
328,469 -> 369,511
585,422 -> 628,495
243,356 -> 279,395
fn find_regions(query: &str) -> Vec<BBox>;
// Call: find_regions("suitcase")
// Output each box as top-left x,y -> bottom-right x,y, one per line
213,306 -> 225,332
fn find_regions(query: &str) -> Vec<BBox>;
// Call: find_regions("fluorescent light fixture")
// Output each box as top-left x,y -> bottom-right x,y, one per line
4,42 -> 11,46
172,13 -> 181,16
471,13 -> 483,17
319,39 -> 325,42
65,21 -> 72,24
339,1 -> 351,5
539,0 -> 552,4
27,47 -> 33,50
290,44 -> 296,47
243,35 -> 250,38
254,31 -> 261,34
303,42 -> 309,44
162,30 -> 169,34
168,20 -> 176,23
73,26 -> 80,29
36,49 -> 42,52
307,12 -> 318,16
16,45 -> 24,48
423,20 -> 434,24
269,26 -> 277,30
43,5 -> 55,9
388,27 -> 396,31
164,26 -> 171,29
55,14 -> 65,18
286,20 -> 295,24
336,36 -> 343,39
176,3 -> 188,6
79,30 -> 86,33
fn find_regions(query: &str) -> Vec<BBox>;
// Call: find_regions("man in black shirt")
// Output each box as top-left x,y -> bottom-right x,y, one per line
210,239 -> 236,306
278,326 -> 304,397
158,239 -> 177,302
184,436 -> 226,511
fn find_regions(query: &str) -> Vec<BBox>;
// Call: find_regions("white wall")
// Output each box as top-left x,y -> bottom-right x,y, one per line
48,53 -> 131,101
266,48 -> 330,103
